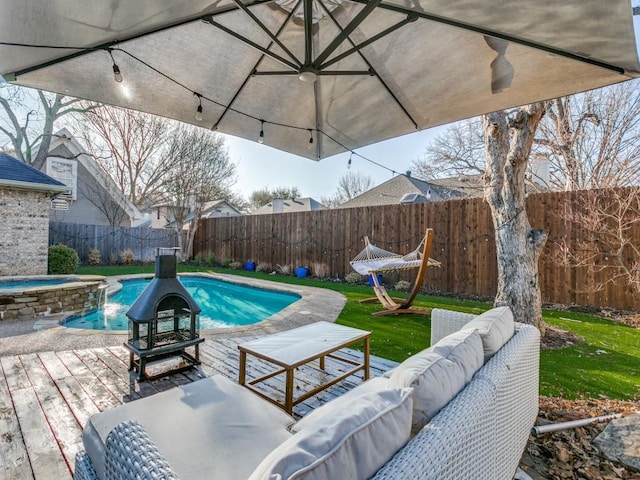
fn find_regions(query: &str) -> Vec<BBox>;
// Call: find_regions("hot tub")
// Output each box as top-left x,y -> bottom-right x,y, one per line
0,275 -> 107,321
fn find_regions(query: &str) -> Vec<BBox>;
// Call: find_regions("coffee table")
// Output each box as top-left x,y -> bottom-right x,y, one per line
238,321 -> 371,414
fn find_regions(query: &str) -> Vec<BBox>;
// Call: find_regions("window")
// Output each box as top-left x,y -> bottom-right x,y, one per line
46,158 -> 77,200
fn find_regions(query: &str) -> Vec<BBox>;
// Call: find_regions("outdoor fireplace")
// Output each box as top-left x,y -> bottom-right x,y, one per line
125,248 -> 204,381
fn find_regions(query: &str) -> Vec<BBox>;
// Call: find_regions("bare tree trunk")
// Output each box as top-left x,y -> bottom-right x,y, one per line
483,104 -> 547,334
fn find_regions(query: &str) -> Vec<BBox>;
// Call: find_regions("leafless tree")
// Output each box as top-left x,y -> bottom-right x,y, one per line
556,187 -> 640,305
413,83 -> 640,192
78,180 -> 129,227
411,118 -> 486,181
483,104 -> 547,333
162,126 -> 237,259
321,171 -> 374,207
249,186 -> 301,211
535,83 -> 640,190
0,85 -> 91,169
72,104 -> 175,208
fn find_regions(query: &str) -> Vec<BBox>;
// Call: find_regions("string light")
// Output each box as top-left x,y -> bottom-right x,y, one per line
194,93 -> 203,122
258,120 -> 265,144
308,129 -> 313,150
347,152 -> 353,169
108,49 -> 123,83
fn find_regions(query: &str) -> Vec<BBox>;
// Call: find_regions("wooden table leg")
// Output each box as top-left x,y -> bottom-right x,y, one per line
239,350 -> 247,385
363,336 -> 371,380
320,355 -> 325,370
285,368 -> 294,414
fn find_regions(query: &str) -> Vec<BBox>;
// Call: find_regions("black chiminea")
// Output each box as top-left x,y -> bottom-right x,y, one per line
125,248 -> 204,381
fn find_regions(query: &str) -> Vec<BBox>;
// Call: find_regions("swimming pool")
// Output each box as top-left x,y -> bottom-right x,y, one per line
62,276 -> 300,331
0,279 -> 69,290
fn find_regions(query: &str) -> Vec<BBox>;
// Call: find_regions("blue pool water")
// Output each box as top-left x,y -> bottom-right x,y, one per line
63,276 -> 300,331
0,279 -> 68,290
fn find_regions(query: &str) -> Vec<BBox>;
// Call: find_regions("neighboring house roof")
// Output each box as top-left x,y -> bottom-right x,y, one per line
0,152 -> 68,194
164,199 -> 242,229
45,129 -> 145,225
338,174 -> 467,209
429,174 -> 484,198
252,197 -> 325,215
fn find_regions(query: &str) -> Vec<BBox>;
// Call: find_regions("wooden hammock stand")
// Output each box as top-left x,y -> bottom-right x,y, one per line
359,228 -> 437,317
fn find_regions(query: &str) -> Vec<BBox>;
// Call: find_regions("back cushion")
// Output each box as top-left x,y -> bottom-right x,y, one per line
249,387 -> 413,480
430,328 -> 484,382
388,351 -> 466,433
463,306 -> 515,362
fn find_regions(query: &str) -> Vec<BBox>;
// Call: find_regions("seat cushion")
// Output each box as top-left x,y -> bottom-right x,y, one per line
463,306 -> 515,362
292,376 -> 391,433
249,387 -> 413,480
430,328 -> 484,382
83,375 -> 295,480
388,350 -> 466,432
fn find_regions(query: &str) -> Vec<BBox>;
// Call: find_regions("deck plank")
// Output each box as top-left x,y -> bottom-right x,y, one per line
0,367 -> 33,480
20,353 -> 84,474
2,331 -> 397,479
7,357 -> 72,480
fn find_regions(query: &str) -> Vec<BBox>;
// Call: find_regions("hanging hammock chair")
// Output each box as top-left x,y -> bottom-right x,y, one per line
350,229 -> 440,317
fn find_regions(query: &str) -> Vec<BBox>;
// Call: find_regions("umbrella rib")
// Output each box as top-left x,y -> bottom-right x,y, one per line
349,0 -> 626,75
6,2 -> 274,79
303,0 -> 314,66
212,2 -> 301,129
318,2 -> 419,129
318,14 -> 418,70
206,17 -> 299,71
231,0 -> 301,66
312,0 -> 384,68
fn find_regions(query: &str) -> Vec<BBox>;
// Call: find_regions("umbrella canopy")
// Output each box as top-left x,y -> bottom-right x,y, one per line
1,1 -> 638,160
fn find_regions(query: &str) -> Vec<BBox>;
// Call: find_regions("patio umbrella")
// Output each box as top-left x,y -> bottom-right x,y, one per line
0,1 -> 638,160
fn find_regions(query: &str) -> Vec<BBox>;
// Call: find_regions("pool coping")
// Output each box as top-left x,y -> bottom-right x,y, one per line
49,272 -> 348,338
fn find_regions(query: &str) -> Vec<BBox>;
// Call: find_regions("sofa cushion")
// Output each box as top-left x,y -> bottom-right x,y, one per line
249,387 -> 413,480
292,376 -> 390,433
463,306 -> 515,362
388,350 -> 466,432
430,328 -> 484,382
83,375 -> 294,480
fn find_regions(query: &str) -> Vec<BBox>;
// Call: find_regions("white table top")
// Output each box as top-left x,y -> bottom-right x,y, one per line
238,321 -> 370,367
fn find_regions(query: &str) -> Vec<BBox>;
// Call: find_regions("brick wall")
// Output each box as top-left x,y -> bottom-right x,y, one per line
0,189 -> 51,275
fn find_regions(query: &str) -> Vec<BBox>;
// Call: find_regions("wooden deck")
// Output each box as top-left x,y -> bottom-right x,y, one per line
0,336 -> 397,479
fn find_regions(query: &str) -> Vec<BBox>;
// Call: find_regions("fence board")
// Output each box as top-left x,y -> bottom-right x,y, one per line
192,190 -> 640,311
49,223 -> 178,264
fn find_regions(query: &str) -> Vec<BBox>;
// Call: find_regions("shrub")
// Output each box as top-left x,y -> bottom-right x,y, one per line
48,244 -> 79,274
119,248 -> 135,265
345,272 -> 363,285
394,280 -> 412,292
276,264 -> 292,275
108,252 -> 118,265
193,254 -> 204,265
311,262 -> 330,278
206,253 -> 217,266
256,262 -> 271,273
229,261 -> 242,270
87,248 -> 101,266
220,258 -> 231,268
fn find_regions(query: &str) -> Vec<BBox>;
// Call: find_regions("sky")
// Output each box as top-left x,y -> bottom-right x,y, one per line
223,126 -> 448,201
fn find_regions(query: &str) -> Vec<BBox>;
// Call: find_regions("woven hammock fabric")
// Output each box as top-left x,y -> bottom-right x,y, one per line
349,237 -> 440,274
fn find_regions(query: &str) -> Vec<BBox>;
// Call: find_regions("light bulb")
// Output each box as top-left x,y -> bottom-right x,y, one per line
347,153 -> 352,169
308,130 -> 313,150
112,64 -> 123,83
195,104 -> 203,122
258,121 -> 265,144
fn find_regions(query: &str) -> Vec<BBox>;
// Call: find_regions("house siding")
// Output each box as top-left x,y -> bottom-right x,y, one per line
0,189 -> 50,275
47,145 -> 132,227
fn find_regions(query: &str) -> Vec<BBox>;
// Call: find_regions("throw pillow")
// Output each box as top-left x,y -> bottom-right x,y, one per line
463,306 -> 515,362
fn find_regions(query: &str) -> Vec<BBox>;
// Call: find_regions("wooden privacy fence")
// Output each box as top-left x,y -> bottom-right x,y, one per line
194,190 -> 640,311
49,222 -> 178,264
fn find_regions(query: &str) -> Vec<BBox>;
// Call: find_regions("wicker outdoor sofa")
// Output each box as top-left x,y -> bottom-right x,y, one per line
74,306 -> 540,480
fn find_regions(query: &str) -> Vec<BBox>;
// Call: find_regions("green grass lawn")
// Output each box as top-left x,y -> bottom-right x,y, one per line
78,265 -> 640,401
